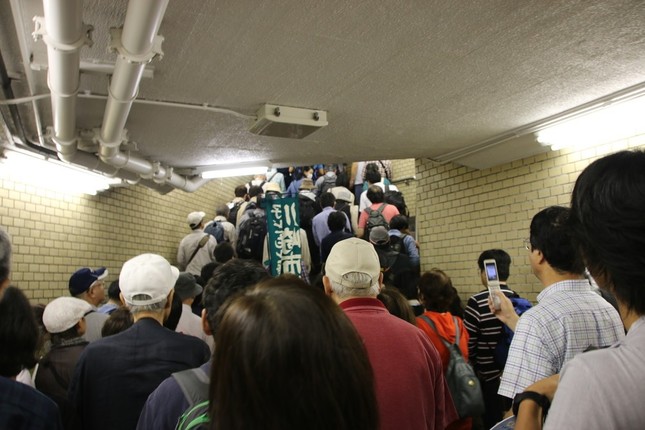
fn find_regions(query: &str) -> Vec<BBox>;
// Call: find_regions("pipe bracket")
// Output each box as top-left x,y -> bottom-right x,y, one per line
108,28 -> 164,64
33,17 -> 94,52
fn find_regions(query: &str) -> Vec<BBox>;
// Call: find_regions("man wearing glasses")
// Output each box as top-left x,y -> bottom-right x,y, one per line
496,206 -> 624,413
68,267 -> 110,342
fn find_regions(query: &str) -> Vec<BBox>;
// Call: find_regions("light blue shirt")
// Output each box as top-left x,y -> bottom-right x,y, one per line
312,207 -> 351,247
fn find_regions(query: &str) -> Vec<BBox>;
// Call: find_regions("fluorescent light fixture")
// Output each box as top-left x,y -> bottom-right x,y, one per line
201,165 -> 268,179
537,93 -> 645,151
0,150 -> 122,195
250,104 -> 328,139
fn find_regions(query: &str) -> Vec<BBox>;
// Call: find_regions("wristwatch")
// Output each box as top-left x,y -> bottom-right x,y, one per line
512,390 -> 551,418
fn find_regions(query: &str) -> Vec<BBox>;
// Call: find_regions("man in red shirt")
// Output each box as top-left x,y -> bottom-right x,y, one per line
323,238 -> 457,429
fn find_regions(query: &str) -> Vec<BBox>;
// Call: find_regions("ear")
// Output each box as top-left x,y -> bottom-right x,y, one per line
165,290 -> 175,310
377,272 -> 384,291
535,249 -> 547,265
119,292 -> 126,305
322,276 -> 333,296
201,309 -> 212,336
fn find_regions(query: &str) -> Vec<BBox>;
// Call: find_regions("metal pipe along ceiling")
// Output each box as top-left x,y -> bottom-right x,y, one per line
96,0 -> 209,191
42,0 -> 84,161
39,0 -> 209,192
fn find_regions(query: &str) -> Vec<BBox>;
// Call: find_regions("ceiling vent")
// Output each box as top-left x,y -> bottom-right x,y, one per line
249,104 -> 328,139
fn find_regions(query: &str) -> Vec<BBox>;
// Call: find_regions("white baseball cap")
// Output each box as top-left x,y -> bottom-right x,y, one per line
119,254 -> 179,306
325,238 -> 381,289
187,211 -> 206,229
43,297 -> 92,334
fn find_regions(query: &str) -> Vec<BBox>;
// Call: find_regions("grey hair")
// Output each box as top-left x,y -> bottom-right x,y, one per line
127,295 -> 167,315
329,272 -> 380,299
0,227 -> 12,283
215,204 -> 230,217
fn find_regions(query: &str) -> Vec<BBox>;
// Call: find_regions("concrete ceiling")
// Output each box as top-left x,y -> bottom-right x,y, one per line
1,0 -> 645,188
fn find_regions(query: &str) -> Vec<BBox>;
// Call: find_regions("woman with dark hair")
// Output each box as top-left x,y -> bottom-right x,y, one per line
101,308 -> 134,337
378,286 -> 417,325
0,286 -> 63,429
208,283 -> 378,430
416,269 -> 471,430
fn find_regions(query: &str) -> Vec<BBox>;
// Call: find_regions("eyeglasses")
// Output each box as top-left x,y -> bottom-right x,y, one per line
523,238 -> 532,251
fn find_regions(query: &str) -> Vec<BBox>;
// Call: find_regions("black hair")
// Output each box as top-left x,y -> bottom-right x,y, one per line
199,262 -> 219,286
0,287 -> 39,377
319,192 -> 336,208
366,185 -> 384,204
365,163 -> 381,184
335,172 -> 350,188
327,211 -> 347,232
477,249 -> 511,281
214,242 -> 235,263
530,206 -> 584,275
107,280 -> 121,301
0,227 -> 11,284
389,215 -> 409,231
377,286 -> 416,325
248,185 -> 263,198
570,150 -> 645,315
202,259 -> 270,334
234,185 -> 248,198
163,291 -> 183,331
50,325 -> 83,345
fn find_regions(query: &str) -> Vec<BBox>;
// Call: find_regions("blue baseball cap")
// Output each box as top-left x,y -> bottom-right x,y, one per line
69,267 -> 108,296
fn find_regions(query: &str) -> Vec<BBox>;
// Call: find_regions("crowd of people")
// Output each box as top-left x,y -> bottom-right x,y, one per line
1,151 -> 644,430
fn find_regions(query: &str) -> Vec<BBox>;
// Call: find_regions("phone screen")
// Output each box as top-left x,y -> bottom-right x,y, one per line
485,262 -> 499,282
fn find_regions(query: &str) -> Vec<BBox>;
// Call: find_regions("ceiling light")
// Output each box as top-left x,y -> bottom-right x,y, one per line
201,165 -> 268,179
0,150 -> 122,195
536,93 -> 645,151
249,104 -> 328,139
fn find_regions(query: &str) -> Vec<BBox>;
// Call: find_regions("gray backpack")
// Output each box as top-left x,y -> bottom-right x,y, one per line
419,315 -> 485,419
173,368 -> 209,430
363,204 -> 389,240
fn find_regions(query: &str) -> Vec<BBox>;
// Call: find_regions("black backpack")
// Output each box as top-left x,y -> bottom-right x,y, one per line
227,201 -> 243,226
374,246 -> 417,299
388,233 -> 409,255
383,186 -> 409,217
419,315 -> 485,419
235,208 -> 267,262
203,220 -> 225,243
363,204 -> 389,240
298,195 -> 317,230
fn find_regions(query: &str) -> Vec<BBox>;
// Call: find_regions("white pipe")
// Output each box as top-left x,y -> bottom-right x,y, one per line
97,0 -> 214,192
99,0 -> 169,146
42,0 -> 85,160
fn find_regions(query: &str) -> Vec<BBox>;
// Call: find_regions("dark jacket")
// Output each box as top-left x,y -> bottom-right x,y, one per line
69,318 -> 210,430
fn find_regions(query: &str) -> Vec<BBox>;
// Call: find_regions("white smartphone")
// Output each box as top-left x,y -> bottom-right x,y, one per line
484,258 -> 501,310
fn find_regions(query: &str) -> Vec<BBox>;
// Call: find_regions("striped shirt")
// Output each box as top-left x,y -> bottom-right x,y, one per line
498,279 -> 624,399
464,285 -> 517,381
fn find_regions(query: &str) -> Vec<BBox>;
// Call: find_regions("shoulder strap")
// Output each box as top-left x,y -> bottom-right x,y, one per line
378,160 -> 390,180
377,204 -> 386,214
175,400 -> 210,430
172,367 -> 210,407
419,314 -> 453,348
187,235 -> 209,267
